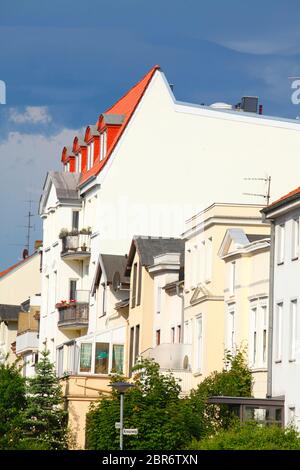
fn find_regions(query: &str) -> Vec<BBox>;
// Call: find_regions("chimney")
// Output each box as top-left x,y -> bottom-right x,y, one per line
241,96 -> 258,113
34,240 -> 43,250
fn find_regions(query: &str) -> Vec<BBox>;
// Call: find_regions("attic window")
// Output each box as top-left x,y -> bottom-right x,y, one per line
100,131 -> 107,161
87,141 -> 94,170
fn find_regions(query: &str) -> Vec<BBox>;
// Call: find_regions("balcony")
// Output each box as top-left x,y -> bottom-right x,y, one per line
57,302 -> 89,330
142,343 -> 192,370
16,331 -> 39,355
60,230 -> 91,261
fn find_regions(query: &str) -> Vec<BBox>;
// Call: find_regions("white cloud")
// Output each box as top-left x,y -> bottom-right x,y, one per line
9,106 -> 52,124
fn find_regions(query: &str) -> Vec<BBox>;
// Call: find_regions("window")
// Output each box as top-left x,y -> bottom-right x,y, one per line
129,327 -> 134,375
72,211 -> 79,230
79,343 -> 92,372
262,305 -> 268,365
292,219 -> 299,260
137,263 -> 142,306
56,346 -> 64,378
290,300 -> 297,361
288,407 -> 296,423
76,152 -> 82,172
94,342 -> 109,374
229,262 -> 236,296
184,320 -> 191,344
177,325 -> 182,343
87,141 -> 94,170
275,303 -> 283,361
102,284 -> 107,316
67,342 -> 76,374
156,287 -> 162,315
134,325 -> 140,363
112,344 -> 124,373
228,307 -> 235,354
195,315 -> 203,371
277,224 -> 285,264
131,263 -> 137,308
171,327 -> 175,344
156,329 -> 161,346
205,237 -> 212,282
100,131 -> 107,160
251,307 -> 257,365
69,279 -> 77,301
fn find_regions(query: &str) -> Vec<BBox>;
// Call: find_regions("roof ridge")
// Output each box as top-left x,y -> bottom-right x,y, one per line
104,65 -> 160,115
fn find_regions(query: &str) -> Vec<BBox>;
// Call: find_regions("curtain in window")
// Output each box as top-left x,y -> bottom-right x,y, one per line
80,343 -> 92,372
95,342 -> 109,374
112,344 -> 124,373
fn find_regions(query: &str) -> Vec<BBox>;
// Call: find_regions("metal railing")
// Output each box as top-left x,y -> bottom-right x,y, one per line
58,303 -> 89,327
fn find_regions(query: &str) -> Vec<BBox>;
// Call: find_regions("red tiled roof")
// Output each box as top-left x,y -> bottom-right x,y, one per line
80,65 -> 160,185
0,253 -> 36,279
268,186 -> 300,209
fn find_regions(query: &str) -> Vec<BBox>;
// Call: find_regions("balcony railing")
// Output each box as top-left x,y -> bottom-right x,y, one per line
60,231 -> 91,260
16,330 -> 39,355
142,343 -> 192,370
57,303 -> 89,330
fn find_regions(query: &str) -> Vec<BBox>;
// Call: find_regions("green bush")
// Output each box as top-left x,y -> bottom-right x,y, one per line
189,422 -> 300,450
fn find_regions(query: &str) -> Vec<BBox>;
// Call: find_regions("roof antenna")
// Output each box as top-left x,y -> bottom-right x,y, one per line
243,176 -> 271,206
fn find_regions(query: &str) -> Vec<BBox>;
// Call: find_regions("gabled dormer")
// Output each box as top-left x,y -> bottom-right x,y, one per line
96,113 -> 124,162
84,125 -> 100,171
72,136 -> 87,173
61,146 -> 76,173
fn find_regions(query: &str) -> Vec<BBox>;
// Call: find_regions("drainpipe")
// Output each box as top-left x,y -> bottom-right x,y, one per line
176,282 -> 184,343
267,220 -> 275,398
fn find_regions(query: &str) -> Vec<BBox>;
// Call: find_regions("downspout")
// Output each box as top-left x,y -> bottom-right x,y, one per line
176,282 -> 184,343
267,220 -> 275,398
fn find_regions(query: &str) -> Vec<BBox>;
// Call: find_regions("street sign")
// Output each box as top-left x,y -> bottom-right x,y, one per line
123,428 -> 138,435
115,422 -> 121,429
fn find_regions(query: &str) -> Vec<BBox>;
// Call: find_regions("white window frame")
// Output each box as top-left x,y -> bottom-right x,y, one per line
195,315 -> 203,372
205,237 -> 212,282
227,305 -> 235,354
292,218 -> 299,260
229,261 -> 236,296
277,224 -> 285,264
275,302 -> 283,362
289,299 -> 297,361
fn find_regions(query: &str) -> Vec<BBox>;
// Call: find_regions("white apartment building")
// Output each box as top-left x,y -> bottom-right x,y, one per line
262,187 -> 300,428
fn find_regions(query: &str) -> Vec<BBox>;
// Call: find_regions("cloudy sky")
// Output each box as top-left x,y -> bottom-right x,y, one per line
1,0 -> 300,268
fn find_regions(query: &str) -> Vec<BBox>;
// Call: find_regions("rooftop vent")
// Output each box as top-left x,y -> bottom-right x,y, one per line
210,102 -> 233,110
240,96 -> 258,113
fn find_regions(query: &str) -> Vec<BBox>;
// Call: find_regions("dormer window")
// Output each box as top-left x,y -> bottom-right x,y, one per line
87,141 -> 94,170
100,131 -> 107,161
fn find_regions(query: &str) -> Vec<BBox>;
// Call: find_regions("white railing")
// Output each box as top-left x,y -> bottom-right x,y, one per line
76,289 -> 90,303
142,343 -> 192,370
16,331 -> 39,355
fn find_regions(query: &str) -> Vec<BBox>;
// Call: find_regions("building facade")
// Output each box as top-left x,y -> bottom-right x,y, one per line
218,228 -> 270,397
262,188 -> 300,428
183,203 -> 270,390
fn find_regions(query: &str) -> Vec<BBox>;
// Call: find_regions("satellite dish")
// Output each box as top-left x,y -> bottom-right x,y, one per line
112,271 -> 121,292
22,248 -> 29,259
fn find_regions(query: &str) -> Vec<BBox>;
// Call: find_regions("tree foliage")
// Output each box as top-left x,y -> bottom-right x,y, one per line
86,359 -> 202,450
20,349 -> 68,450
0,360 -> 26,449
189,422 -> 300,450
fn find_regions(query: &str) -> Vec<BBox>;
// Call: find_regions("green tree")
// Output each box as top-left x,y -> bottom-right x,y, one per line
189,422 -> 300,450
20,349 -> 68,450
86,359 -> 202,450
188,349 -> 253,436
0,359 -> 26,449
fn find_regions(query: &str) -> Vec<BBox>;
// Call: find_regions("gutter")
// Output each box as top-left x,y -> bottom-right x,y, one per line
176,282 -> 184,343
267,220 -> 275,398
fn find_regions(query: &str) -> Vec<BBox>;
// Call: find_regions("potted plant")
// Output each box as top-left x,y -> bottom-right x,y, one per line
81,243 -> 87,252
59,228 -> 69,239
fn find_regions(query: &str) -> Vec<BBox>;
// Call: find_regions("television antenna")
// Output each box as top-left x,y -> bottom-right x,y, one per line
243,176 -> 271,206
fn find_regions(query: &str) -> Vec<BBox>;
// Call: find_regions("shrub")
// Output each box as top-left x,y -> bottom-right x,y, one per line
188,422 -> 300,450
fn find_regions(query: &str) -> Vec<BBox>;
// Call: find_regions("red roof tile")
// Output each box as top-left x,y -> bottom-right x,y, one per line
0,253 -> 36,279
80,65 -> 160,185
269,186 -> 300,208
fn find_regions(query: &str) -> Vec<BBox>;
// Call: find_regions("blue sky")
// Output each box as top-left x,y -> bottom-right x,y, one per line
1,0 -> 300,268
